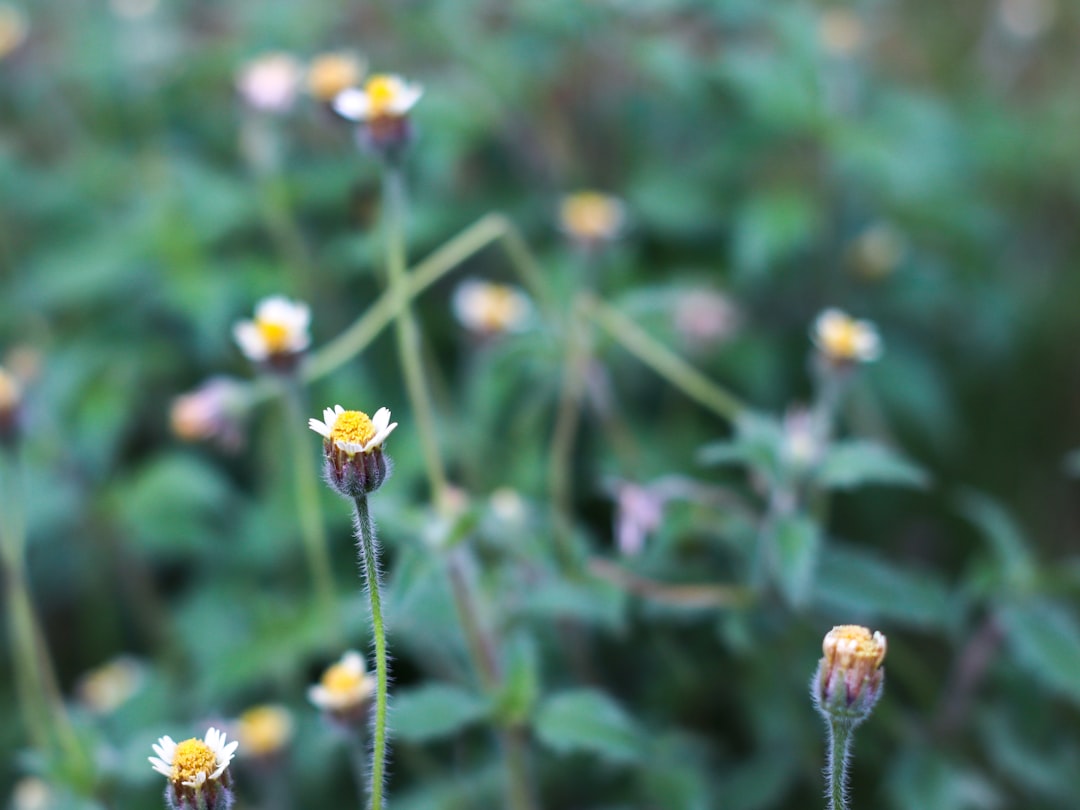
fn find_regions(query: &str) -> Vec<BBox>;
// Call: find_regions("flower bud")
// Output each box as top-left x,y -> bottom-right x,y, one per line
812,624 -> 886,726
309,405 -> 397,497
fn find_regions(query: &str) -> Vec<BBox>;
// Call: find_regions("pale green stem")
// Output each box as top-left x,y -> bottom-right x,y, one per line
502,724 -> 538,810
826,720 -> 853,810
381,166 -> 449,510
582,295 -> 744,423
282,379 -> 338,628
352,496 -> 388,810
547,296 -> 591,570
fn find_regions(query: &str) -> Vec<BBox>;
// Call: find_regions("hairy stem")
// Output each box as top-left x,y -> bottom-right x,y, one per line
352,496 -> 388,810
826,720 -> 853,810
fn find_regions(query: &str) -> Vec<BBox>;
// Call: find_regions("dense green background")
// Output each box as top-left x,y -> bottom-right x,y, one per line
2,0 -> 1080,808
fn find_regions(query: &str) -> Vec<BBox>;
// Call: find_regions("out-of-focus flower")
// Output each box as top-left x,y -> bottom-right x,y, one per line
813,625 -> 887,724
811,309 -> 882,365
489,487 -> 526,525
236,53 -> 303,114
848,223 -> 906,280
673,288 -> 739,350
782,406 -> 823,473
233,296 -> 311,370
818,8 -> 865,57
0,4 -> 28,60
334,73 -> 423,158
0,364 -> 23,444
170,377 -> 247,449
452,279 -> 533,336
998,0 -> 1057,39
11,778 -> 52,810
76,656 -> 144,715
558,191 -> 626,246
109,0 -> 159,19
150,728 -> 238,810
308,651 -> 374,722
235,705 -> 294,759
307,51 -> 366,103
309,405 -> 397,496
612,482 -> 665,557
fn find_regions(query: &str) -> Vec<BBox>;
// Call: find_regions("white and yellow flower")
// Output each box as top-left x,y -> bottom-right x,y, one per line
452,279 -> 533,336
11,778 -> 52,810
308,650 -> 375,717
558,191 -> 626,245
309,405 -> 397,457
233,296 -> 311,365
235,704 -> 294,758
236,52 -> 303,114
811,308 -> 882,364
333,73 -> 423,122
76,656 -> 144,715
307,51 -> 366,103
149,727 -> 238,788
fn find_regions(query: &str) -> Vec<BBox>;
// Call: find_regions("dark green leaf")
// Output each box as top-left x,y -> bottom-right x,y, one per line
535,690 -> 645,763
392,683 -> 490,743
998,600 -> 1080,707
817,440 -> 930,490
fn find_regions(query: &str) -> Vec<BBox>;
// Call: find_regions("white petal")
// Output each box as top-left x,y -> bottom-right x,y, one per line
364,421 -> 398,451
233,321 -> 268,362
342,650 -> 366,674
308,684 -> 331,709
322,406 -> 339,427
308,418 -> 331,438
333,87 -> 371,121
149,758 -> 173,778
334,404 -> 345,415
371,407 -> 391,432
153,736 -> 177,761
389,82 -> 423,114
182,772 -> 208,788
335,440 -> 365,456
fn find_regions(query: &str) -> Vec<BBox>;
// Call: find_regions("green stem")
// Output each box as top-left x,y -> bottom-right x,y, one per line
826,720 -> 853,810
502,724 -> 537,810
582,295 -> 744,423
352,496 -> 388,810
282,380 -> 338,630
382,166 -> 449,510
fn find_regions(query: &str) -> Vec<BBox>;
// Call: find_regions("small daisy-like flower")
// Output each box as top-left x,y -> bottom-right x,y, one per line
309,405 -> 397,496
236,52 -> 303,114
308,650 -> 375,722
558,191 -> 626,246
11,778 -> 52,810
170,377 -> 247,449
307,51 -> 366,103
76,656 -> 144,715
0,364 -> 23,444
233,296 -> 311,371
150,728 -> 238,809
811,308 -> 882,365
235,704 -> 294,759
813,625 -> 887,725
452,279 -> 533,336
333,73 -> 423,159
0,4 -> 28,61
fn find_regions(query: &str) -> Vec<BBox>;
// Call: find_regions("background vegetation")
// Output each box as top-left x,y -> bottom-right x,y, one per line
2,0 -> 1080,808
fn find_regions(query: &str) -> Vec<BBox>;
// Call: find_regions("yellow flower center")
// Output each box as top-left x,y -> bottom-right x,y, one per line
365,75 -> 399,116
307,53 -> 363,101
330,410 -> 376,448
172,738 -> 218,784
821,318 -> 862,360
237,706 -> 292,757
561,193 -> 622,241
0,368 -> 20,410
321,662 -> 366,695
255,319 -> 291,353
823,625 -> 887,669
476,286 -> 523,331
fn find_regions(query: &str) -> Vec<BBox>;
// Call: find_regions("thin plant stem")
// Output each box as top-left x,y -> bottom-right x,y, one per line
381,166 -> 449,510
352,496 -> 388,810
826,720 -> 853,810
282,378 -> 338,628
582,295 -> 744,423
501,725 -> 538,810
346,729 -> 370,810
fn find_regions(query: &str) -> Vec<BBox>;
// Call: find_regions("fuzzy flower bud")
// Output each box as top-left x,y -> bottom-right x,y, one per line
813,624 -> 887,726
308,404 -> 397,497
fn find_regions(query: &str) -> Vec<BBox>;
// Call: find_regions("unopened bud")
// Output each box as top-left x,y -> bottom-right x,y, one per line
812,624 -> 887,726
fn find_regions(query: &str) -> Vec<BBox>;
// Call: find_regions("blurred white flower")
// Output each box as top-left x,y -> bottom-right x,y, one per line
998,0 -> 1056,39
558,191 -> 626,245
236,53 -> 303,114
234,704 -> 294,758
782,406 -> 824,471
673,288 -> 739,350
811,309 -> 882,365
308,650 -> 374,717
333,73 -> 423,121
452,279 -> 533,336
489,487 -> 527,524
149,728 -> 238,788
613,482 -> 665,557
76,656 -> 144,715
11,778 -> 52,810
170,377 -> 246,448
233,296 -> 311,365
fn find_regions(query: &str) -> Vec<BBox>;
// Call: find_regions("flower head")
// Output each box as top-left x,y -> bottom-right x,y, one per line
171,377 -> 247,449
307,51 -> 366,103
236,52 -> 303,114
333,73 -> 423,160
0,364 -> 23,445
150,728 -> 237,809
559,191 -> 626,246
309,405 -> 397,496
848,223 -> 905,280
233,296 -> 311,371
76,656 -> 144,715
235,704 -> 294,759
11,778 -> 52,810
452,279 -> 533,336
811,308 -> 881,366
673,288 -> 739,351
813,625 -> 887,725
308,650 -> 375,723
0,4 -> 28,61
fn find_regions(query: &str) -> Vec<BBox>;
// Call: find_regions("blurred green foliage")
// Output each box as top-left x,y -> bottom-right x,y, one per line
2,0 -> 1080,808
